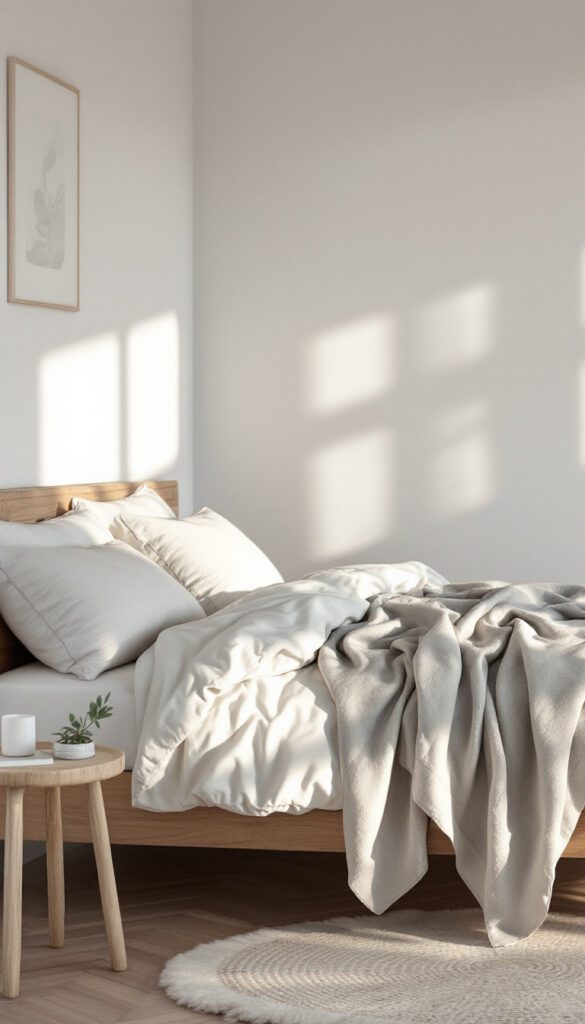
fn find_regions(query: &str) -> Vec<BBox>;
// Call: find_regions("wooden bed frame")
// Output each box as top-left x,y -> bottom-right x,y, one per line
1,479 -> 585,858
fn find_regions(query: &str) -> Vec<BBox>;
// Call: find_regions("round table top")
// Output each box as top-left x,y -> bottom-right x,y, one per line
0,743 -> 125,788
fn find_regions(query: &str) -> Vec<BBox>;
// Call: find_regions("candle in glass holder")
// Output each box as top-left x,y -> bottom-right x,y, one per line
1,714 -> 36,757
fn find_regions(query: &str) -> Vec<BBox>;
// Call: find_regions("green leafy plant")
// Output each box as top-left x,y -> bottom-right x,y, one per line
53,693 -> 113,745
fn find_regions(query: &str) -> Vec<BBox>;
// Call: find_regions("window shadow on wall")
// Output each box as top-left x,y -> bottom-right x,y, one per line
193,0 -> 585,583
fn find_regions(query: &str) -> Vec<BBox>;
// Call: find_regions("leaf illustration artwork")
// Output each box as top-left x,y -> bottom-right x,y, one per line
26,124 -> 66,269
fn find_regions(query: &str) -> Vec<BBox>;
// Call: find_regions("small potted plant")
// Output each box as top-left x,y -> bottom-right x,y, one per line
53,693 -> 113,760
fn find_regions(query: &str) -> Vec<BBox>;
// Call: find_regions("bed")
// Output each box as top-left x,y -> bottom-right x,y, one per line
1,479 -> 585,864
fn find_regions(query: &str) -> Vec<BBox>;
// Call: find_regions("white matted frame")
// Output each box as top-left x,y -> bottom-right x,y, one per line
7,57 -> 80,311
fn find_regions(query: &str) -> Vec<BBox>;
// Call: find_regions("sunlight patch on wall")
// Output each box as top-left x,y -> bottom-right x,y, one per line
39,333 -> 120,484
417,284 -> 496,372
126,312 -> 179,479
431,402 -> 494,518
306,316 -> 395,414
307,430 -> 393,561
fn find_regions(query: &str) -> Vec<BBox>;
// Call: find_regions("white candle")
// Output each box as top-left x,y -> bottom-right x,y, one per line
1,714 -> 36,757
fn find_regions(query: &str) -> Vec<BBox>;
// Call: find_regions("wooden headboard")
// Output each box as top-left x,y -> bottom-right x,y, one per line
0,480 -> 178,674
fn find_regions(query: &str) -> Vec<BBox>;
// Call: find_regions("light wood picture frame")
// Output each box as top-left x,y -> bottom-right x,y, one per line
7,57 -> 79,311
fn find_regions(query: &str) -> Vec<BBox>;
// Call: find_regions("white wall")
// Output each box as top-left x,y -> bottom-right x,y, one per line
0,0 -> 194,510
193,0 -> 585,583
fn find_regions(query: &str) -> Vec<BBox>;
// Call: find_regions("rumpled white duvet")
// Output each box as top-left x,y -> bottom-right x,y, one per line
133,564 -> 435,815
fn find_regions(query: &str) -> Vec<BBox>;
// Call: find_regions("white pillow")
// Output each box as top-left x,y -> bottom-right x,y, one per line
0,508 -> 112,547
111,507 -> 284,613
70,484 -> 175,528
0,541 -> 204,680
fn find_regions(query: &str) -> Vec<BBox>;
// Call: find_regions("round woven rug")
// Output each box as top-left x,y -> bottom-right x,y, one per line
160,909 -> 585,1024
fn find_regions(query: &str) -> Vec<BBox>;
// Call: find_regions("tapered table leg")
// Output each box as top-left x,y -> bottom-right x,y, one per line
45,788 -> 64,948
87,781 -> 127,971
3,787 -> 24,999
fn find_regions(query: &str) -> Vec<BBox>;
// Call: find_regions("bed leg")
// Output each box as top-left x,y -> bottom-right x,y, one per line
45,787 -> 65,948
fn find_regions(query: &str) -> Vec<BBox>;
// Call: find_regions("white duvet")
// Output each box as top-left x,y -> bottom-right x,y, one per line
133,563 -> 444,813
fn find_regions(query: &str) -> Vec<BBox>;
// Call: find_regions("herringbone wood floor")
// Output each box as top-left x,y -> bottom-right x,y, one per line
2,845 -> 585,1023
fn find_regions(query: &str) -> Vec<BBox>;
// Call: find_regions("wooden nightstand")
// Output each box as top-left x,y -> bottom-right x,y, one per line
0,743 -> 127,998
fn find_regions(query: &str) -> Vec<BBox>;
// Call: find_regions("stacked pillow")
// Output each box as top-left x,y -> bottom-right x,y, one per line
111,507 -> 283,614
0,542 -> 202,680
0,485 -> 283,679
70,482 -> 175,527
0,487 -> 201,680
0,506 -> 112,547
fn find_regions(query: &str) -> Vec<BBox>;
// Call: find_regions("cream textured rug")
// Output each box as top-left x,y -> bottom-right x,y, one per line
161,909 -> 585,1023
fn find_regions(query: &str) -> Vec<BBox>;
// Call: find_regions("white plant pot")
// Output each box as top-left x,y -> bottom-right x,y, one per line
54,740 -> 95,760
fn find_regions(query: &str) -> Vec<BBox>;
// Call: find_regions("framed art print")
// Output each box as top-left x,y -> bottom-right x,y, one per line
8,58 -> 79,311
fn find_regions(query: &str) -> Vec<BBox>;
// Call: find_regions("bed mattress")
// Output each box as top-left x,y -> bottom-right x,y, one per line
0,661 -> 138,765
0,660 -> 342,813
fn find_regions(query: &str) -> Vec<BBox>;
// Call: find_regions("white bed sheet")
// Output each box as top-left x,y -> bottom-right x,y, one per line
0,660 -> 342,813
0,661 -> 138,766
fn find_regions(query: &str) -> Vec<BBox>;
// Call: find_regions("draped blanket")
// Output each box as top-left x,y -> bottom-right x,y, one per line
132,566 -> 585,946
321,580 -> 585,946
